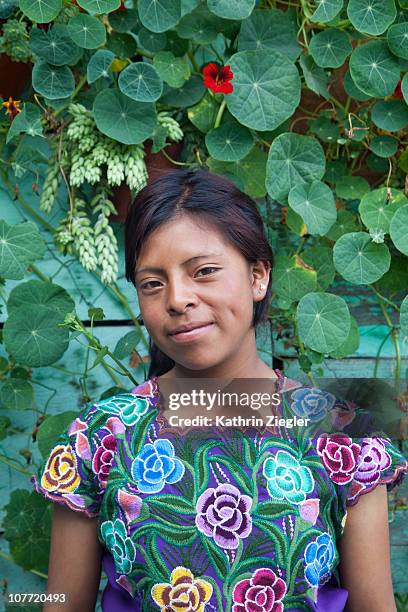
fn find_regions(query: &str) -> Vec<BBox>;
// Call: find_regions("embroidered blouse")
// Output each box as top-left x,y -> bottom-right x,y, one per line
31,370 -> 408,611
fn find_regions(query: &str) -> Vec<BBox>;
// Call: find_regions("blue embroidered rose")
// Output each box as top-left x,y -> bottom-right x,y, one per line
100,518 -> 136,575
131,439 -> 185,494
304,532 -> 336,588
263,450 -> 314,504
96,394 -> 150,426
290,387 -> 336,422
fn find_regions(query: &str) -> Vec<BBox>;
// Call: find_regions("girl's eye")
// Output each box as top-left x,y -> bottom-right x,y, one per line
196,266 -> 219,276
140,281 -> 161,290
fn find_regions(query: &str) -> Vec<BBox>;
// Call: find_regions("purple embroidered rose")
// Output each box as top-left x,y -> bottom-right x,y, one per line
195,483 -> 252,549
92,433 -> 116,488
353,437 -> 392,485
232,567 -> 287,612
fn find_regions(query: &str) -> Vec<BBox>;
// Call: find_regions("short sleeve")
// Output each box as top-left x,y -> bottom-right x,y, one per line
345,436 -> 408,507
31,401 -> 119,518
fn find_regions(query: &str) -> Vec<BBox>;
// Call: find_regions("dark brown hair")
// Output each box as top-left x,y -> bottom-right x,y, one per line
124,167 -> 274,378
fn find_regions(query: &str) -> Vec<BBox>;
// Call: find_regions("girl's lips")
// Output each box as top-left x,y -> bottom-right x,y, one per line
169,322 -> 215,342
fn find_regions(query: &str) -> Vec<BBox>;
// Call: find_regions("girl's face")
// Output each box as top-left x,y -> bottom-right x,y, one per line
134,214 -> 270,373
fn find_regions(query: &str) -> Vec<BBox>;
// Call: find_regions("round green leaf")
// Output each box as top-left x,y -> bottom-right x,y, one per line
6,103 -> 43,143
296,292 -> 351,353
32,61 -> 75,99
37,411 -> 78,458
7,280 -> 75,315
20,0 -> 62,22
288,181 -> 337,235
207,0 -> 254,19
310,0 -> 343,23
371,99 -> 408,131
176,4 -> 218,44
87,49 -> 114,83
333,232 -> 391,284
67,14 -> 106,49
369,135 -> 398,158
335,176 -> 369,200
113,329 -> 143,360
138,0 -> 181,32
347,0 -> 396,35
77,0 -> 120,14
187,91 -> 218,133
138,27 -> 167,52
205,120 -> 254,161
266,133 -> 325,204
106,31 -> 137,57
402,72 -> 408,103
0,378 -> 34,410
309,115 -> 339,142
285,207 -> 307,236
207,147 -> 267,199
359,188 -> 407,233
29,24 -> 80,66
272,255 -> 317,302
328,316 -> 360,358
226,50 -> 301,131
299,54 -> 329,100
390,204 -> 408,255
324,160 -> 347,184
153,50 -> 190,88
0,0 -> 18,19
160,75 -> 205,107
93,89 -> 156,144
349,41 -> 400,98
325,209 -> 359,241
301,246 -> 336,291
343,70 -> 371,101
3,306 -> 70,367
0,220 -> 46,280
109,8 -> 140,32
309,29 -> 352,68
118,62 -> 163,102
387,21 -> 408,59
400,294 -> 408,337
237,8 -> 301,61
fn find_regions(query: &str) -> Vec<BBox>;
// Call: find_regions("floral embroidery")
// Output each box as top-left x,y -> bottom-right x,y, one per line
195,483 -> 252,549
151,566 -> 213,611
92,433 -> 117,488
232,568 -> 287,612
40,444 -> 80,494
290,387 -> 336,422
353,437 -> 392,486
97,393 -> 151,426
263,450 -> 314,504
31,373 -> 408,609
316,434 -> 361,484
100,518 -> 136,575
304,533 -> 336,588
131,439 -> 185,494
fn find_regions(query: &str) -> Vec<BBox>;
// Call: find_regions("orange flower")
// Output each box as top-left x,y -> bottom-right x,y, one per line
151,566 -> 213,611
40,444 -> 81,494
3,97 -> 21,120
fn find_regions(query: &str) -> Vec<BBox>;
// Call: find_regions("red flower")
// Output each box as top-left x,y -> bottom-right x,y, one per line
2,97 -> 21,120
393,80 -> 404,99
203,63 -> 234,94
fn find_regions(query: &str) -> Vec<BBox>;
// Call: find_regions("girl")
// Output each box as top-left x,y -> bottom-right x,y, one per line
32,168 -> 408,611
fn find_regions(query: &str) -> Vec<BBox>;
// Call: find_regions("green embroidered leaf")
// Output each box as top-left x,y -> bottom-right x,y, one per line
209,455 -> 252,496
194,440 -> 220,493
253,517 -> 288,565
148,494 -> 195,515
201,533 -> 229,579
145,533 -> 171,579
256,501 -> 294,519
131,409 -> 158,456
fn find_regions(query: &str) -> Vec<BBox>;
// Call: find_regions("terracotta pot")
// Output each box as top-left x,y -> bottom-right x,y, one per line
0,54 -> 31,100
110,139 -> 184,223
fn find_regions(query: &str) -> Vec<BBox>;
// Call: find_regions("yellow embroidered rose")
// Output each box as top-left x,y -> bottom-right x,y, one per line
151,566 -> 213,612
40,444 -> 81,494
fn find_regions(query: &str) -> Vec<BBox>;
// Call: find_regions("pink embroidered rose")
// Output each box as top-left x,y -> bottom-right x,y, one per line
352,437 -> 392,486
92,434 -> 116,487
317,434 -> 361,485
232,567 -> 287,612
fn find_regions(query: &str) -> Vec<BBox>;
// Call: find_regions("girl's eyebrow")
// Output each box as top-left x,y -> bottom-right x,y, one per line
135,253 -> 223,276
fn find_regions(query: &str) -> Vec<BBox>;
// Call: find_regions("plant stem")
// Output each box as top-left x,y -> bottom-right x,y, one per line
214,98 -> 226,129
27,263 -> 50,282
373,328 -> 392,379
377,297 -> 401,393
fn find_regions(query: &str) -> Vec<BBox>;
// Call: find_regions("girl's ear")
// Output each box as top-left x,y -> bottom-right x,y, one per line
251,260 -> 271,300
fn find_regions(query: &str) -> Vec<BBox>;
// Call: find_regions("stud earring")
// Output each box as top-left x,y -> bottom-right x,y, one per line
258,283 -> 266,293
